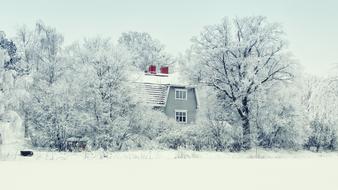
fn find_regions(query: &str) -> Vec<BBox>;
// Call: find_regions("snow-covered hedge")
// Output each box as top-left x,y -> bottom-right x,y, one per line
305,119 -> 337,151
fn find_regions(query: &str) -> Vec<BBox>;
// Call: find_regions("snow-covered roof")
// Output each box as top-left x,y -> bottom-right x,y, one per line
130,72 -> 197,107
141,83 -> 168,107
132,72 -> 191,86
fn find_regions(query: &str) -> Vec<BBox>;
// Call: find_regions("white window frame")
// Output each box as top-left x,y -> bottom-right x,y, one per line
175,110 -> 187,124
175,89 -> 187,100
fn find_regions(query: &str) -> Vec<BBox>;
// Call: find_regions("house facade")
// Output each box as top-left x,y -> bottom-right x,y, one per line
135,65 -> 199,124
164,86 -> 198,123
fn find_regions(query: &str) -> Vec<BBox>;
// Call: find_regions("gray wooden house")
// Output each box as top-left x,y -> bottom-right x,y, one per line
134,65 -> 199,124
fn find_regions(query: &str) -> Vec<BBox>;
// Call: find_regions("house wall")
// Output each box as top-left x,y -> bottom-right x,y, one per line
164,87 -> 198,124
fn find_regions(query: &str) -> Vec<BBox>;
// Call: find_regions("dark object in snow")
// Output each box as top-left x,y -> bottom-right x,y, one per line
20,150 -> 34,157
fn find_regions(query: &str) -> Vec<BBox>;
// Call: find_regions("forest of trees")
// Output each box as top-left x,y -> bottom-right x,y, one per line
1,16 -> 338,152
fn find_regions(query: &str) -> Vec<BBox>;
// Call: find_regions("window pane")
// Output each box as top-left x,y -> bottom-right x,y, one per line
176,111 -> 187,123
176,90 -> 187,100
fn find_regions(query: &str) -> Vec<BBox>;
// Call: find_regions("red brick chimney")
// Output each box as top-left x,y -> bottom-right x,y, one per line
160,66 -> 169,74
148,65 -> 156,74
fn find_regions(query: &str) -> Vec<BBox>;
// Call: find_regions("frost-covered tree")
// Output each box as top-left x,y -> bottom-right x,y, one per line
0,46 -> 30,117
0,32 -> 20,70
18,22 -> 72,150
69,37 -> 143,150
13,22 -> 175,151
0,47 -> 11,116
14,25 -> 38,75
252,82 -> 308,149
0,43 -> 28,153
206,116 -> 243,152
305,119 -> 337,151
301,75 -> 338,151
118,31 -> 175,71
191,16 -> 295,150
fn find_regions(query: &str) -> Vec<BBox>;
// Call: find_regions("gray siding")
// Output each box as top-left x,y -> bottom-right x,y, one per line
164,87 -> 198,124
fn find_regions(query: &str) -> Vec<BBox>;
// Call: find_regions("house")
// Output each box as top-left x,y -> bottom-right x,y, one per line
133,65 -> 199,124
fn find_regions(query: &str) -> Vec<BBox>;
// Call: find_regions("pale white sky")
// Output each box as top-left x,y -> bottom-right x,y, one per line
1,0 -> 337,76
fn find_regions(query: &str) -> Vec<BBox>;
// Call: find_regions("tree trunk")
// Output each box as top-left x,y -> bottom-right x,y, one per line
241,116 -> 251,150
24,110 -> 29,138
241,97 -> 251,150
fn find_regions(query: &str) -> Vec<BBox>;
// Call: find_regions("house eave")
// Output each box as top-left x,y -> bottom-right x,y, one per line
169,84 -> 197,88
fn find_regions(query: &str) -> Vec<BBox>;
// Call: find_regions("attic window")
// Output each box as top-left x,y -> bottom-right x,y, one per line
175,110 -> 187,123
175,89 -> 187,100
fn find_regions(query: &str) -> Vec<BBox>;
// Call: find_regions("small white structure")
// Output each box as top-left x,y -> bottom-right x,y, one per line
0,111 -> 24,157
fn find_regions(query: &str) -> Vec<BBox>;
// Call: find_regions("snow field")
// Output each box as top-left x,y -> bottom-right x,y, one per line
1,155 -> 338,190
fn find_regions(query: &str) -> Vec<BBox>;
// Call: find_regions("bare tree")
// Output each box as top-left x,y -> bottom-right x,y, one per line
192,16 -> 295,150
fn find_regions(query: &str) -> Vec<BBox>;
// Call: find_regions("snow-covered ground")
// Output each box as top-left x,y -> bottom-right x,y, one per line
2,149 -> 338,161
0,150 -> 338,190
1,150 -> 338,190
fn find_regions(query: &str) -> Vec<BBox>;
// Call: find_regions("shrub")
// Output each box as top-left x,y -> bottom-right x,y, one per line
304,119 -> 337,152
158,124 -> 210,151
207,120 -> 243,152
